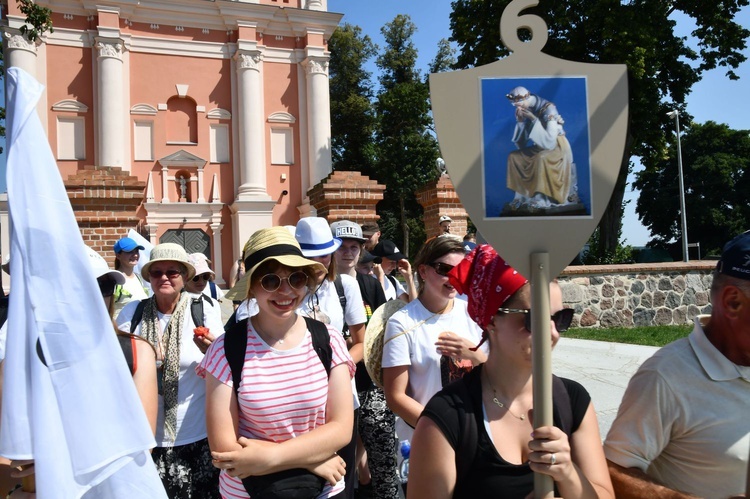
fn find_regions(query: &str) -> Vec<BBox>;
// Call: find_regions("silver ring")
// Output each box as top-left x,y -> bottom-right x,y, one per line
550,453 -> 556,465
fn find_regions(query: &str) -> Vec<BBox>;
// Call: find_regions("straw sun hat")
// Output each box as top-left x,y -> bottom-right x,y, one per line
225,227 -> 326,302
364,299 -> 407,389
141,243 -> 196,281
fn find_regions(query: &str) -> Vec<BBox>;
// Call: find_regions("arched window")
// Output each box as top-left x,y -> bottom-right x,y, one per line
166,96 -> 198,144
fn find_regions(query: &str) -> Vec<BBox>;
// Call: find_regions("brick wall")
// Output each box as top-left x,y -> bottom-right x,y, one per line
308,170 -> 384,224
416,173 -> 469,238
65,166 -> 146,262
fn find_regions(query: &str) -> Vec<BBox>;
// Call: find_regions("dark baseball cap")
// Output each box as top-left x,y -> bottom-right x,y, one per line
359,251 -> 382,264
371,240 -> 406,261
716,230 -> 750,280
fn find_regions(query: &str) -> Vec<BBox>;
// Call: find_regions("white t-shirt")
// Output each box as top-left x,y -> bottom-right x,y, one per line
383,274 -> 407,301
116,295 -> 224,447
382,298 -> 484,442
299,275 -> 366,334
113,273 -> 149,318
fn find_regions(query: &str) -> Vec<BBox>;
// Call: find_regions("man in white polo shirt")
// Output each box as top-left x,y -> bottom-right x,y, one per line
604,231 -> 750,498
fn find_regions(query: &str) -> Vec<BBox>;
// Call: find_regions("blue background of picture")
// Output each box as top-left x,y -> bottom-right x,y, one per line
481,77 -> 592,218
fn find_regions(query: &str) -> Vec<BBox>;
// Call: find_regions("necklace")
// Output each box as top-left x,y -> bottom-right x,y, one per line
484,372 -> 527,421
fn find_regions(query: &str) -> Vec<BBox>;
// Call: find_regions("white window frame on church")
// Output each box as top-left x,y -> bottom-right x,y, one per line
56,117 -> 85,160
270,128 -> 294,165
209,124 -> 229,163
134,121 -> 154,161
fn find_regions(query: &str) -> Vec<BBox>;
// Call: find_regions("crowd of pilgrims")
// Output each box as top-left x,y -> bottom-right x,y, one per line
5,217 -> 611,499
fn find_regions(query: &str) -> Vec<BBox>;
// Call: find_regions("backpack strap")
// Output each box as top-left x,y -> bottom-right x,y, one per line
303,316 -> 332,377
190,296 -> 205,328
223,309 -> 238,333
454,374 -> 478,485
224,316 -> 333,397
209,281 -> 217,300
552,375 -> 573,436
129,299 -> 148,334
333,276 -> 349,335
225,318 -> 249,396
386,274 -> 398,292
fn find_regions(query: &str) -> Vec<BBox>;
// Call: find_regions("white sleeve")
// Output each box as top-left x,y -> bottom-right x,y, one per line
342,275 -> 366,326
604,363 -> 678,471
203,297 -> 224,335
381,314 -> 411,369
0,322 -> 7,362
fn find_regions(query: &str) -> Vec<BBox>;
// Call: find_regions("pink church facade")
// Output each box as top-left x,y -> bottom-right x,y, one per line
1,0 -> 341,285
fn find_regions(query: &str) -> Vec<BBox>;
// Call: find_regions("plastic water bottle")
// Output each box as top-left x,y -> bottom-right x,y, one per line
399,440 -> 411,484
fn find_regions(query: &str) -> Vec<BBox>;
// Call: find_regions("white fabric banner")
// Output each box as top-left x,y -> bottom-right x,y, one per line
0,68 -> 167,498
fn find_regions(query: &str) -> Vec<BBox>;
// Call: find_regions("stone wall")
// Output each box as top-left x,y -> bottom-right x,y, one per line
559,261 -> 717,328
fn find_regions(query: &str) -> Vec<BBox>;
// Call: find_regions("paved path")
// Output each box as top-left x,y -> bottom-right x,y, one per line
552,338 -> 660,438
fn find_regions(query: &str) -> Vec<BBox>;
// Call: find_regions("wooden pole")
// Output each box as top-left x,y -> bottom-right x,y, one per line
530,252 -> 553,498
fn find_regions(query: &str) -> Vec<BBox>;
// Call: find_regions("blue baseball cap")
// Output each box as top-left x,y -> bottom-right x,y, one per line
113,237 -> 145,254
463,241 -> 477,254
716,230 -> 750,280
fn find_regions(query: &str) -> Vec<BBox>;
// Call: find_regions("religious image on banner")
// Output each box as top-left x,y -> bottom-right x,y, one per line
480,77 -> 591,218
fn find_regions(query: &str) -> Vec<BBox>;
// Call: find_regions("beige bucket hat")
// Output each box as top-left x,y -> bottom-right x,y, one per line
141,243 -> 195,281
363,299 -> 407,388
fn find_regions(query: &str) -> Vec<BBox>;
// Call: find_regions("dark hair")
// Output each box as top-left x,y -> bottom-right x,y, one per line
711,271 -> 750,300
413,236 -> 464,293
362,223 -> 380,235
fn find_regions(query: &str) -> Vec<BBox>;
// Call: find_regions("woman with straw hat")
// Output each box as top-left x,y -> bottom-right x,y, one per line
199,227 -> 355,499
406,245 -> 613,498
116,242 -> 224,498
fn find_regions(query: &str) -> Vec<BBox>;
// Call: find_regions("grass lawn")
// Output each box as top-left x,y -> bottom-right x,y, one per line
563,325 -> 692,347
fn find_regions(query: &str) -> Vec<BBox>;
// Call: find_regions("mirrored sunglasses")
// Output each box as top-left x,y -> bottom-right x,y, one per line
496,307 -> 575,333
149,269 -> 182,279
97,278 -> 116,297
260,271 -> 309,292
427,261 -> 455,277
192,273 -> 213,282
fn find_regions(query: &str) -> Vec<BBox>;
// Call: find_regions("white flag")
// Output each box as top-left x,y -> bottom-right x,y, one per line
0,68 -> 167,498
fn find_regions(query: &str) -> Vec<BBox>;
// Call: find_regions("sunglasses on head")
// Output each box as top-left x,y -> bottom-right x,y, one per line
427,262 -> 454,277
496,307 -> 575,333
260,271 -> 309,293
97,278 -> 116,297
192,273 -> 212,282
149,269 -> 182,279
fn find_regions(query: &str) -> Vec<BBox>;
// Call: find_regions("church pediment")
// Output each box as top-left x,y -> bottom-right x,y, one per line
157,149 -> 206,168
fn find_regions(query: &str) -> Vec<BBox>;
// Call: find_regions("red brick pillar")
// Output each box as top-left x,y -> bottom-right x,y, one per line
416,173 -> 469,238
308,170 -> 385,224
65,166 -> 146,262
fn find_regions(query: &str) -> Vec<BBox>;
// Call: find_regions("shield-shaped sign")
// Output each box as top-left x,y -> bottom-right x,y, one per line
429,3 -> 628,279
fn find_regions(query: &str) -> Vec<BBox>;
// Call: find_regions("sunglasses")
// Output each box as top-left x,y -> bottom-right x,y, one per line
260,271 -> 309,292
98,278 -> 116,297
427,262 -> 455,277
192,273 -> 212,282
496,307 -> 575,333
149,269 -> 182,279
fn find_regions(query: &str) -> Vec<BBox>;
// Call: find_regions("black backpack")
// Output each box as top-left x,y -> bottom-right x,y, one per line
223,316 -> 332,395
129,294 -> 212,334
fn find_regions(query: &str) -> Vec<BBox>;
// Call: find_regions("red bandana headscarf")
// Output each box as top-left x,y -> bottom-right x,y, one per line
448,244 -> 527,349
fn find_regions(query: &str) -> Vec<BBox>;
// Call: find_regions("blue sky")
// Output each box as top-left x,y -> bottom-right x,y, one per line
328,0 -> 750,246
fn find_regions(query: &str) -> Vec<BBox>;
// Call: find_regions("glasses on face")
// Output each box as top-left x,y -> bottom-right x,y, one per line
149,269 -> 182,280
192,273 -> 212,282
259,271 -> 309,292
496,307 -> 575,333
427,262 -> 455,277
98,278 -> 116,297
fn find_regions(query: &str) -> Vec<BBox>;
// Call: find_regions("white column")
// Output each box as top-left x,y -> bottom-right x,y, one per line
234,49 -> 269,200
210,224 -> 225,287
303,55 -> 333,189
3,29 -> 38,77
161,164 -> 170,203
95,38 -> 125,168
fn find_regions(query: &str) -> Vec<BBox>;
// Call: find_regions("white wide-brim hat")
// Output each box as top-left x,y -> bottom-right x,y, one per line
295,217 -> 342,257
85,246 -> 125,284
141,243 -> 196,281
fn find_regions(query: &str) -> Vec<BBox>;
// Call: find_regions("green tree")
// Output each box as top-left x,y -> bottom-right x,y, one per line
449,0 -> 749,262
634,121 -> 750,257
328,23 -> 377,175
374,15 -> 441,256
